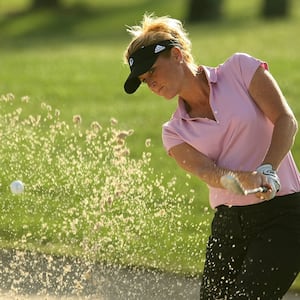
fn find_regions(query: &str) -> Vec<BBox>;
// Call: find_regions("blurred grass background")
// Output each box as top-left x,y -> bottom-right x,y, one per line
1,0 -> 300,290
1,0 -> 299,196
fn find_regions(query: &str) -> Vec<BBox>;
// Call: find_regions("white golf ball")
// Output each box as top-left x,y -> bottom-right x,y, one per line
10,180 -> 25,194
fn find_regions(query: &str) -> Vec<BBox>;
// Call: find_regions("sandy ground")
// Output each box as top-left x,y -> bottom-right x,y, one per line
1,249 -> 299,300
1,285 -> 299,299
0,290 -> 299,300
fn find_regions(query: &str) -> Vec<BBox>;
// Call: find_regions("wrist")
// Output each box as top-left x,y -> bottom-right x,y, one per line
256,163 -> 274,174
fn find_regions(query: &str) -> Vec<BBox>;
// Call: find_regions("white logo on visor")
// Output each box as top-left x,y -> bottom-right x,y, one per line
129,57 -> 134,67
154,45 -> 166,53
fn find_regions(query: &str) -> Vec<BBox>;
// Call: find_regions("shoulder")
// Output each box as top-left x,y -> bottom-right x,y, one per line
222,52 -> 263,70
219,53 -> 267,87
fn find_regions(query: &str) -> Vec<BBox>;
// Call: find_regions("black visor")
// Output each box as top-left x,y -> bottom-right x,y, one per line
124,39 -> 180,94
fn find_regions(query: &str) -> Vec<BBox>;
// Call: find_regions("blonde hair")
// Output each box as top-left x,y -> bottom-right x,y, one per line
123,14 -> 195,67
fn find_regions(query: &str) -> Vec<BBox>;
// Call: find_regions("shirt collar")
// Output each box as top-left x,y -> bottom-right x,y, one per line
201,65 -> 218,83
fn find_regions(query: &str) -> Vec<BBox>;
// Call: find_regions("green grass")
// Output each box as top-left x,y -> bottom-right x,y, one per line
0,0 -> 300,290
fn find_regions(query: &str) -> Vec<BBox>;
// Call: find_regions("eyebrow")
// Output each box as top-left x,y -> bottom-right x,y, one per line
138,69 -> 151,82
138,62 -> 157,82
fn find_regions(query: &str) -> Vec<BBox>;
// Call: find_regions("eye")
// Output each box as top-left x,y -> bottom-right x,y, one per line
139,67 -> 155,84
148,67 -> 155,75
140,77 -> 147,84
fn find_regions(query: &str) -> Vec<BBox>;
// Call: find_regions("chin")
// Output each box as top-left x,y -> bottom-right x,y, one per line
157,87 -> 177,100
163,92 -> 177,100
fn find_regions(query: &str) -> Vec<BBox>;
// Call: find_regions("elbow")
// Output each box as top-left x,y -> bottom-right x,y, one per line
274,112 -> 298,145
291,114 -> 298,136
294,116 -> 298,134
286,113 -> 298,143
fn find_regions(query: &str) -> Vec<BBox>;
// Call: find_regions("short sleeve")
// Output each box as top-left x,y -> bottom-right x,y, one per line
162,122 -> 184,154
223,53 -> 269,89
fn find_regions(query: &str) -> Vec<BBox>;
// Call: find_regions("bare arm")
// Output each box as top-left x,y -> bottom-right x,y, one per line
169,142 -> 268,190
169,143 -> 222,188
249,66 -> 298,170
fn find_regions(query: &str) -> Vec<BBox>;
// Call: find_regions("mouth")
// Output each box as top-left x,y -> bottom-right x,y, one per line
157,86 -> 164,95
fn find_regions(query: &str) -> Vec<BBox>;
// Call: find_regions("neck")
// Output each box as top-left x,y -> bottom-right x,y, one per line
180,67 -> 209,111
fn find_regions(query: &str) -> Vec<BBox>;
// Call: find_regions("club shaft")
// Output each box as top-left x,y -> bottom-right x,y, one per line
244,186 -> 268,195
221,174 -> 268,196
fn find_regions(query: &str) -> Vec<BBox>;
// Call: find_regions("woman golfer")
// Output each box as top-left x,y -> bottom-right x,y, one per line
123,14 -> 300,299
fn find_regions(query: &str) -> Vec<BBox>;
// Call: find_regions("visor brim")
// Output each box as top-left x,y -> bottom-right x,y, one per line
124,76 -> 142,94
124,56 -> 157,94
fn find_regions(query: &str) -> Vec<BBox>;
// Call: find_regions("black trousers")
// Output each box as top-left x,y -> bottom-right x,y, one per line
200,192 -> 300,300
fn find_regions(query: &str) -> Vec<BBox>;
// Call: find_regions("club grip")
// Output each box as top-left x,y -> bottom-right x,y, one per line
260,186 -> 269,193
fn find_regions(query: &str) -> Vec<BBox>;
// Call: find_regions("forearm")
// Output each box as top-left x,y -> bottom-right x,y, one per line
262,114 -> 298,170
170,142 -> 268,190
196,163 -> 261,190
171,146 -> 230,188
195,161 -> 227,188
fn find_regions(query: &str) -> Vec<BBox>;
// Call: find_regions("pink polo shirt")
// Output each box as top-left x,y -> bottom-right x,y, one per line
162,53 -> 300,208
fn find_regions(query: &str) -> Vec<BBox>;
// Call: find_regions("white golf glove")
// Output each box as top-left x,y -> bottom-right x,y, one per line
256,164 -> 281,199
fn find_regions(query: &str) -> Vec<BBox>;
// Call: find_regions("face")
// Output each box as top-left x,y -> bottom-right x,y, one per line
138,48 -> 184,99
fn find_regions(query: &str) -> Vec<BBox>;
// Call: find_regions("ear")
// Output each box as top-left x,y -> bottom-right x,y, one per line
171,47 -> 183,62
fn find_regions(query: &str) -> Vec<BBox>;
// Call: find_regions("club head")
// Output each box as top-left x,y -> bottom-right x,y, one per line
220,173 -> 268,195
220,174 -> 245,195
